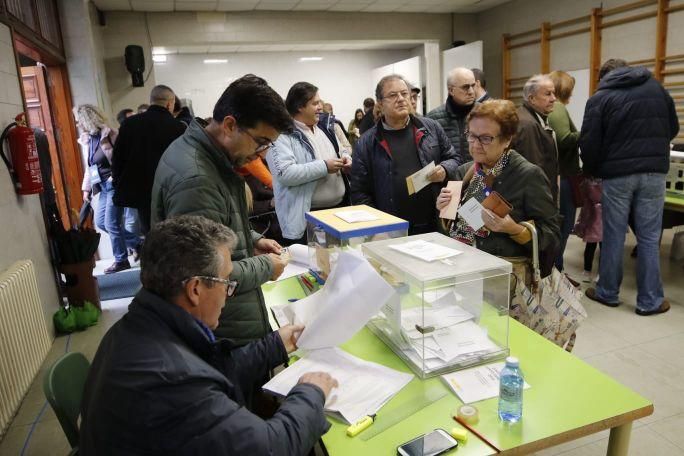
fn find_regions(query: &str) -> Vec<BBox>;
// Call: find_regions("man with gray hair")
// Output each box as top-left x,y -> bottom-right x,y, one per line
80,215 -> 337,455
352,74 -> 458,234
112,84 -> 186,233
426,67 -> 477,164
511,74 -> 559,202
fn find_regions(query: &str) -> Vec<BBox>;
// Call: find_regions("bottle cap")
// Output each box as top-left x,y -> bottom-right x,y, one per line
505,356 -> 519,367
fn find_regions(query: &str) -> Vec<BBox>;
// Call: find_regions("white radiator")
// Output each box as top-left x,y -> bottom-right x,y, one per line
0,260 -> 51,438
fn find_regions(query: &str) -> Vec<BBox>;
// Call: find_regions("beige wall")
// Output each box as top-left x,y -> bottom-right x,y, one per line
0,23 -> 60,338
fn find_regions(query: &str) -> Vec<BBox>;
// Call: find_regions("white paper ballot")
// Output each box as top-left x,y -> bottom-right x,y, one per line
406,161 -> 436,195
457,197 -> 485,231
389,239 -> 462,262
268,244 -> 310,283
334,210 -> 380,223
286,251 -> 395,350
263,347 -> 413,424
441,362 -> 530,404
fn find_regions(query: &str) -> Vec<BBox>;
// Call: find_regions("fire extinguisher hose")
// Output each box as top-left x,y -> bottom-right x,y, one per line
0,122 -> 17,176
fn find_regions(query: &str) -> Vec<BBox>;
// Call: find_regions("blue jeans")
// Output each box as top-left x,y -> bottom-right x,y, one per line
96,180 -> 141,262
596,173 -> 665,312
555,177 -> 576,271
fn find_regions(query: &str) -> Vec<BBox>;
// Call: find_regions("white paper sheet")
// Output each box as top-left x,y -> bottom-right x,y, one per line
389,239 -> 462,262
406,161 -> 436,195
286,251 -> 395,350
334,210 -> 380,223
441,362 -> 531,404
457,197 -> 485,231
268,244 -> 310,283
263,347 -> 413,424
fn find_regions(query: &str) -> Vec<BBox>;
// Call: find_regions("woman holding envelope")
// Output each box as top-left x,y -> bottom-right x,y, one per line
436,99 -> 561,280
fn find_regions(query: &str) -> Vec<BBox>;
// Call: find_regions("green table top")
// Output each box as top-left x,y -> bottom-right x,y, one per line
262,277 -> 653,455
666,191 -> 684,212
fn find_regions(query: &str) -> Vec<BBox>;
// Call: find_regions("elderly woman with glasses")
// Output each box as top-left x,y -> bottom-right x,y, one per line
436,99 -> 561,280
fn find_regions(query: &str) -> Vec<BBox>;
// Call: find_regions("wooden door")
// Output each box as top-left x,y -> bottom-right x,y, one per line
21,65 -> 70,228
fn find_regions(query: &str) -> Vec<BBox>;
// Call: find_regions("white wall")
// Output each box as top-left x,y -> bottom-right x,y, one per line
0,24 -> 60,338
371,56 -> 422,113
442,41 -> 483,89
154,49 -> 411,126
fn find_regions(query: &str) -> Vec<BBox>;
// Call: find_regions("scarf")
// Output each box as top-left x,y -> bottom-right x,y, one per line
450,150 -> 511,246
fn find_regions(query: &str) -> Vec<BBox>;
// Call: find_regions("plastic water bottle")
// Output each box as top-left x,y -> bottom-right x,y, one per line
498,356 -> 524,423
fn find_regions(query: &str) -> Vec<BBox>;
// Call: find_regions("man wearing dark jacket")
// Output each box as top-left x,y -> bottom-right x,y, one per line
152,75 -> 289,345
358,97 -> 376,134
511,74 -> 559,202
426,67 -> 476,165
352,75 -> 459,234
472,68 -> 491,103
80,215 -> 337,455
580,59 -> 679,316
112,85 -> 186,233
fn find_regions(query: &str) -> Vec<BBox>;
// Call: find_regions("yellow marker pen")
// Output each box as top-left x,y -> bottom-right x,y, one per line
346,414 -> 376,437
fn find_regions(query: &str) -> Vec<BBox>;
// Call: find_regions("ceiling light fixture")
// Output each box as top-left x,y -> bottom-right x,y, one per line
203,59 -> 228,64
299,57 -> 323,62
152,55 -> 167,63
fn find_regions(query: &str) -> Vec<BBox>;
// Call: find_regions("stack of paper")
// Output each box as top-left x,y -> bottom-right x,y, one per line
441,362 -> 531,404
263,347 -> 413,424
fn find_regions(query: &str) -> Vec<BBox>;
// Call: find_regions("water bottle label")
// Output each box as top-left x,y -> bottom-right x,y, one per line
500,383 -> 522,401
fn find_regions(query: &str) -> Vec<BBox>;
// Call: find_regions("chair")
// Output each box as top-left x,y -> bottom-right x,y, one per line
43,352 -> 90,449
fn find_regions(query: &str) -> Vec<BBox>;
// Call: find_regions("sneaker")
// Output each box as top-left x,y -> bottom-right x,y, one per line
585,287 -> 620,307
635,299 -> 671,316
104,260 -> 131,274
581,271 -> 592,283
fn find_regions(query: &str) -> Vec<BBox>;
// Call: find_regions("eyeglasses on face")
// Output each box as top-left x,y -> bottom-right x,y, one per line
465,131 -> 500,146
183,276 -> 239,297
240,128 -> 275,153
452,83 -> 476,92
382,90 -> 410,102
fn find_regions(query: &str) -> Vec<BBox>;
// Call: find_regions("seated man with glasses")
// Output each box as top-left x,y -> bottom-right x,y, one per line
266,82 -> 352,245
426,67 -> 478,165
351,74 -> 459,234
152,74 -> 292,346
80,215 -> 338,455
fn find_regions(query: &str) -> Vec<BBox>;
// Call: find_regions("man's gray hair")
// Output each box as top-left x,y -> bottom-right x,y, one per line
375,74 -> 408,100
149,84 -> 175,106
523,74 -> 553,102
446,67 -> 474,89
140,215 -> 238,300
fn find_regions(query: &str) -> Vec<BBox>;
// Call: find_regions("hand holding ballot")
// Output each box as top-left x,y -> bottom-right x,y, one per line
427,164 -> 447,183
278,324 -> 305,353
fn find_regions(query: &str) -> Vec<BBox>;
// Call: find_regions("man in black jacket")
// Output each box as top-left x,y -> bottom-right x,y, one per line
112,85 -> 186,233
580,59 -> 679,316
80,215 -> 337,455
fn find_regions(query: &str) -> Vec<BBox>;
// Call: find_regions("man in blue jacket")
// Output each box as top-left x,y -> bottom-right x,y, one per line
580,59 -> 679,316
80,215 -> 337,455
352,75 -> 459,234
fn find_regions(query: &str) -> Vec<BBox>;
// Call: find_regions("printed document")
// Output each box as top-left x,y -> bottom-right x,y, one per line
334,209 -> 379,223
457,197 -> 485,231
406,161 -> 436,195
441,362 -> 530,404
389,239 -> 462,262
263,347 -> 413,424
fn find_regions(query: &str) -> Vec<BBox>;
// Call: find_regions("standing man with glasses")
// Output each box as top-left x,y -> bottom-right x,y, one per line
426,67 -> 477,165
152,74 -> 291,346
511,74 -> 560,203
80,215 -> 338,455
352,74 -> 459,234
267,82 -> 352,245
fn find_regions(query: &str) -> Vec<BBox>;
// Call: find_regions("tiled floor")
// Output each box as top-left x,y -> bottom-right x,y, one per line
1,231 -> 683,455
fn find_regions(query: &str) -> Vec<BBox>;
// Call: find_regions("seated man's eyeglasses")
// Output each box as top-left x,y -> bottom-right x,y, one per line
383,91 -> 410,102
183,276 -> 239,297
465,131 -> 499,146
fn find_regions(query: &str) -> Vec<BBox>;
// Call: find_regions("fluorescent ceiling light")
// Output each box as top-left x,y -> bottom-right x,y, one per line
152,47 -> 169,55
152,55 -> 167,63
299,57 -> 323,62
203,59 -> 228,64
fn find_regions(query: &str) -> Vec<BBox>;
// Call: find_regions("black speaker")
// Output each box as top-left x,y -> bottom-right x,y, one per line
124,45 -> 145,87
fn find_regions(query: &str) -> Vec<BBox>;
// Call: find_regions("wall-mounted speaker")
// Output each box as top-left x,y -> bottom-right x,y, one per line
125,45 -> 145,87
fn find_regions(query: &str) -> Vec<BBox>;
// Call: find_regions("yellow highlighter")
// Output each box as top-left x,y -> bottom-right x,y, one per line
346,414 -> 376,437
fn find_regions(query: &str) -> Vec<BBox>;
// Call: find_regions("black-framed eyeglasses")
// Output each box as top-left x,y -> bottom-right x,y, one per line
183,276 -> 239,297
240,128 -> 275,153
382,90 -> 410,102
465,131 -> 500,146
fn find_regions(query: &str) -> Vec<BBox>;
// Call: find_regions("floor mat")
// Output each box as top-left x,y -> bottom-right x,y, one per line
96,268 -> 141,301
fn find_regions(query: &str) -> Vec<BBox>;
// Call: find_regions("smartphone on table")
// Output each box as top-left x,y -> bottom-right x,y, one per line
397,428 -> 458,456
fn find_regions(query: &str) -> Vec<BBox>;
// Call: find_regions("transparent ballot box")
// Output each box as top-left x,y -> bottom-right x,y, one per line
362,232 -> 512,378
305,205 -> 409,279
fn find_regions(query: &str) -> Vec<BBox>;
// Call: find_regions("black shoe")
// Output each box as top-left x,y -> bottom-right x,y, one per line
585,287 -> 620,307
636,300 -> 671,316
104,260 -> 131,274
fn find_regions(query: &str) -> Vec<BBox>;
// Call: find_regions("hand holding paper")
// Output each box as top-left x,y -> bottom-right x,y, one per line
406,161 -> 436,195
438,181 -> 463,220
427,164 -> 446,183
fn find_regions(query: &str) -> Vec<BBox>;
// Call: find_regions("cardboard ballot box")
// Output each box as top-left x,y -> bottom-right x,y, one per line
362,232 -> 512,379
305,205 -> 408,279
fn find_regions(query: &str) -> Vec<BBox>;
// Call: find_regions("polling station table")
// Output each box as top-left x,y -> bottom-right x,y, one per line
262,277 -> 653,456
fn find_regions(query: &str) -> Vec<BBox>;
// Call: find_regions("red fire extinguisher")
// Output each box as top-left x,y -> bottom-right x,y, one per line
0,113 -> 43,195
